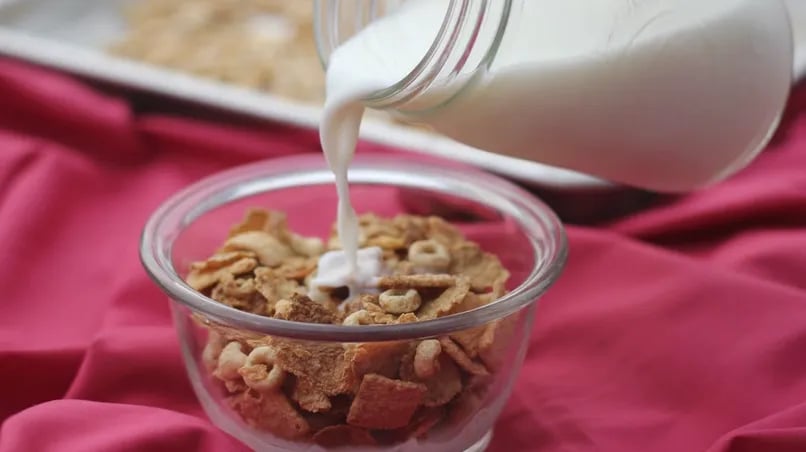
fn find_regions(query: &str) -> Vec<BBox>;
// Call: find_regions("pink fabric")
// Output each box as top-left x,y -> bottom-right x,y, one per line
1,57 -> 806,452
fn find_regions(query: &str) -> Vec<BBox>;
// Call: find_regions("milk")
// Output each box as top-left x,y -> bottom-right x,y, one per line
320,0 -> 792,273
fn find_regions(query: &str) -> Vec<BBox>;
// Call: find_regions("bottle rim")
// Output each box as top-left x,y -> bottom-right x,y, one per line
313,0 -> 513,111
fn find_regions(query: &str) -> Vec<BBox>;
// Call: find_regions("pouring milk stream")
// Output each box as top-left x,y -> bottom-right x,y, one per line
316,0 -> 794,283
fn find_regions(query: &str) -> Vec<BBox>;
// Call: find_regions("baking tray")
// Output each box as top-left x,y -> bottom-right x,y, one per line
0,0 -> 803,194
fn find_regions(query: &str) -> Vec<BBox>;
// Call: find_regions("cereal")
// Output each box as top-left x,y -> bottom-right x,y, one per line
449,243 -> 510,293
379,288 -> 422,314
477,316 -> 518,371
254,267 -> 304,310
448,325 -> 487,359
223,231 -> 294,267
289,234 -> 325,258
274,256 -> 318,280
187,209 -> 516,447
291,378 -> 332,413
413,339 -> 442,380
270,339 -> 355,396
397,312 -> 419,324
273,294 -> 337,325
416,276 -> 471,320
439,337 -> 489,377
186,251 -> 257,291
214,341 -> 248,381
377,274 -> 457,290
450,291 -> 497,315
230,390 -> 310,440
408,239 -> 451,273
400,349 -> 462,408
420,356 -> 463,407
239,346 -> 286,392
201,331 -> 225,372
347,374 -> 427,430
228,208 -> 290,239
211,273 -> 267,313
348,342 -> 410,380
342,309 -> 394,326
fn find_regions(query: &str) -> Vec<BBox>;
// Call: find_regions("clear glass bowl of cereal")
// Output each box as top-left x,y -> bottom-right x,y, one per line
140,154 -> 567,451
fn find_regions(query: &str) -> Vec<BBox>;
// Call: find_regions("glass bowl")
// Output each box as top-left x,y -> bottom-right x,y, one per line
140,154 -> 567,451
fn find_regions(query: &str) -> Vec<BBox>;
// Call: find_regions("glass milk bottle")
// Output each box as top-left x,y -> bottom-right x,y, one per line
313,0 -> 794,192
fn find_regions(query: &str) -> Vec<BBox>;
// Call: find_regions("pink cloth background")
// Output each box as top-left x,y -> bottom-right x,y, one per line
1,58 -> 806,452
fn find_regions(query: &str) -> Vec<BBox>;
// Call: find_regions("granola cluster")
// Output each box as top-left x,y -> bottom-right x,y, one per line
187,209 -> 514,447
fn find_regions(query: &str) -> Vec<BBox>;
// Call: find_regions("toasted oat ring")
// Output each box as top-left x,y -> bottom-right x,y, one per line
379,288 -> 422,314
240,346 -> 286,392
408,239 -> 451,272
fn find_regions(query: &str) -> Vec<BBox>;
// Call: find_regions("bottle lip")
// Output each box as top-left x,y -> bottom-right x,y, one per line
314,0 -> 513,111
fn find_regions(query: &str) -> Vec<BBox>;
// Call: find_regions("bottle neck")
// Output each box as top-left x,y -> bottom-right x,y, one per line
315,0 -> 513,112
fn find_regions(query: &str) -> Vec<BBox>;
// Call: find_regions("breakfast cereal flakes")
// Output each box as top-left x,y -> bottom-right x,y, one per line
185,209 -> 516,447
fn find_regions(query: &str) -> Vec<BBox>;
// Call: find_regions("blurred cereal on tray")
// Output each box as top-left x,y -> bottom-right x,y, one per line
108,0 -> 325,103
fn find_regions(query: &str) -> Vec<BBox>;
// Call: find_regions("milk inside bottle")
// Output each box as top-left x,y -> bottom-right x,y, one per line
318,0 -> 793,273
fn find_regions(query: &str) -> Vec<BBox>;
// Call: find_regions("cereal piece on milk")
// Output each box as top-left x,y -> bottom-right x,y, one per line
378,274 -> 457,290
291,378 -> 332,413
228,208 -> 290,240
313,424 -> 377,448
439,337 -> 489,377
347,374 -> 426,430
223,231 -> 294,267
273,294 -> 337,325
186,251 -> 257,291
270,339 -> 355,396
230,390 -> 310,440
211,274 -> 268,314
416,276 -> 471,320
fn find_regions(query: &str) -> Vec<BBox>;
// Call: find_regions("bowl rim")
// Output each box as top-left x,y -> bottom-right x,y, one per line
140,153 -> 568,341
